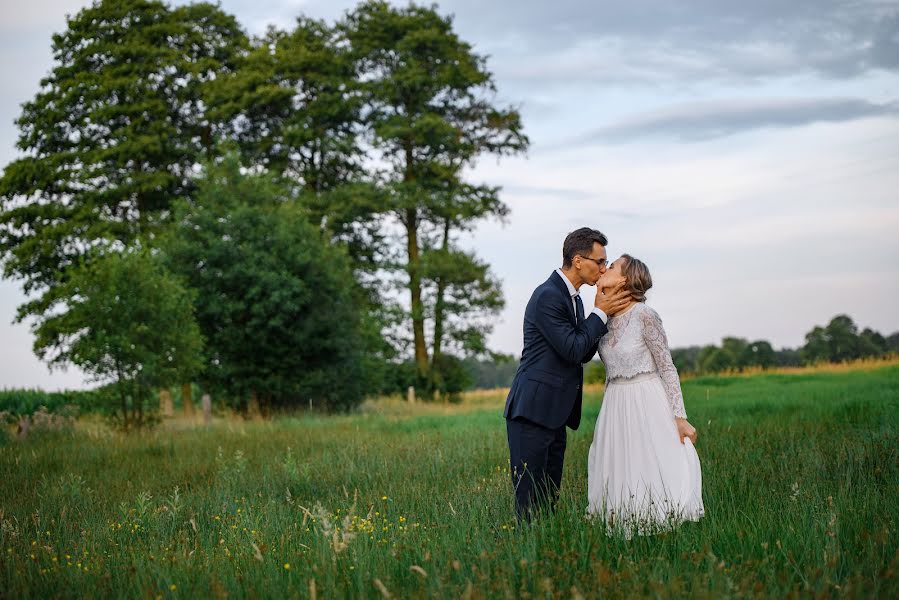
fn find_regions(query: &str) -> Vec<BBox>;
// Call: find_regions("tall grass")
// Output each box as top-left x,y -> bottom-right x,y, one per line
1,365 -> 897,598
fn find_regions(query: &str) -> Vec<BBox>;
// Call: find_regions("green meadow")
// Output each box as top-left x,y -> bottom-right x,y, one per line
1,364 -> 897,598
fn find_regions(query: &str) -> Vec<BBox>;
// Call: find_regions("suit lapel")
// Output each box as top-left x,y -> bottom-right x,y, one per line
549,271 -> 578,326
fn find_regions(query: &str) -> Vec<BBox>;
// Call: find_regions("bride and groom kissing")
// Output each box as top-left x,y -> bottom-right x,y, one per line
504,227 -> 704,535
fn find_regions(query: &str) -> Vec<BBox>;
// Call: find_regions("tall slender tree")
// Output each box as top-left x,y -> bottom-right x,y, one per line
342,1 -> 528,388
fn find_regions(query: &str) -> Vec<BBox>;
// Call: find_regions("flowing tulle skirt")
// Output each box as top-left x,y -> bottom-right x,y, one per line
587,372 -> 704,537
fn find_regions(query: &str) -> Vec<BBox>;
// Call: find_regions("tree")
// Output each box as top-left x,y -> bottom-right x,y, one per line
208,17 -> 362,194
699,345 -> 733,374
671,346 -> 702,375
802,325 -> 831,363
0,0 -> 246,331
801,315 -> 866,363
741,340 -> 777,369
30,249 -> 202,430
887,332 -> 899,354
463,353 -> 518,389
858,328 -> 888,358
824,315 -> 861,362
775,347 -> 803,367
206,16 -> 399,390
720,337 -> 749,370
161,154 -> 367,412
342,1 -> 528,389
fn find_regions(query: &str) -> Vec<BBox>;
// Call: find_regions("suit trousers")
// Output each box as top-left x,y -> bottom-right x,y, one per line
506,416 -> 567,521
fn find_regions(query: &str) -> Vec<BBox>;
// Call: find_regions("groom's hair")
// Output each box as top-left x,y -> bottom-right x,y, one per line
562,227 -> 608,268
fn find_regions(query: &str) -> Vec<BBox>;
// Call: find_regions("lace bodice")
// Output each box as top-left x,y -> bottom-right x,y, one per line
598,303 -> 687,418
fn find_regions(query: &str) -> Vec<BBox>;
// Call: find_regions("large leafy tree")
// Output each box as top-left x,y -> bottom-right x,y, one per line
342,1 -> 528,388
161,154 -> 367,411
208,17 -> 362,194
0,0 -> 247,328
207,16 -> 397,385
32,248 -> 203,430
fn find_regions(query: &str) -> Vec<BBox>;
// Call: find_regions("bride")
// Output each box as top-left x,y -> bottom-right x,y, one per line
587,254 -> 704,536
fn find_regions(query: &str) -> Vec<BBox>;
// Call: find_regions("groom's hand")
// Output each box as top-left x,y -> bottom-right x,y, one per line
595,279 -> 631,316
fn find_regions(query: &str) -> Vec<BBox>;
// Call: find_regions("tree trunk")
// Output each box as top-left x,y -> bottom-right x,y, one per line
159,389 -> 174,417
406,207 -> 429,380
430,217 -> 451,392
116,365 -> 129,431
134,381 -> 144,429
403,139 -> 429,382
201,393 -> 212,425
182,383 -> 194,417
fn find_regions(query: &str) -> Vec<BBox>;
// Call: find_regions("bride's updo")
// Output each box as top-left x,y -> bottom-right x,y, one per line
619,254 -> 652,302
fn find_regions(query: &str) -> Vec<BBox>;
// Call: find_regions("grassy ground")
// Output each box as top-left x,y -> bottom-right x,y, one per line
1,364 -> 897,598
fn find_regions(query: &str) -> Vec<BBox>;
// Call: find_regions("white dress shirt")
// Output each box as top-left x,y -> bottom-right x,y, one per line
555,268 -> 608,324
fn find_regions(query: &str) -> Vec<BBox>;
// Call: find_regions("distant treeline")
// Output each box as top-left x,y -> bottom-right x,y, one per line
2,314 -> 892,418
670,314 -> 897,376
462,314 -> 899,389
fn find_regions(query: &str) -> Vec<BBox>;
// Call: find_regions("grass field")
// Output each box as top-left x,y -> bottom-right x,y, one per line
1,364 -> 897,598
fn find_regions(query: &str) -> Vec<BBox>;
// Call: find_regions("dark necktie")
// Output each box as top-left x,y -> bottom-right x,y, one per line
575,295 -> 585,325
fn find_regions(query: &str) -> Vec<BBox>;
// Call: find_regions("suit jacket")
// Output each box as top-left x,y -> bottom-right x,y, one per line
503,271 -> 608,430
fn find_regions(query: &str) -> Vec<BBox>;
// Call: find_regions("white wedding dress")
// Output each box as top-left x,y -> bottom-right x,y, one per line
587,302 -> 704,536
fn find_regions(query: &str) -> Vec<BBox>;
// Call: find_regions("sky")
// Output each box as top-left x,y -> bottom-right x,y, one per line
1,0 -> 898,390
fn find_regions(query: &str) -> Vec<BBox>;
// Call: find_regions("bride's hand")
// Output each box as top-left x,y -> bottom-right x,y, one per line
675,418 -> 697,444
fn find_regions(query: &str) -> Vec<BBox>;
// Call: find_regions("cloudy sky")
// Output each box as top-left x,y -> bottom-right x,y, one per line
2,0 -> 898,390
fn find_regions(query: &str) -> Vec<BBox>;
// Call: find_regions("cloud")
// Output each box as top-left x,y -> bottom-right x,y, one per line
442,0 -> 899,86
564,97 -> 899,145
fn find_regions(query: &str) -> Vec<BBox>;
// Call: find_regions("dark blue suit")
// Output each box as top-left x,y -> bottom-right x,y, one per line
504,271 -> 608,519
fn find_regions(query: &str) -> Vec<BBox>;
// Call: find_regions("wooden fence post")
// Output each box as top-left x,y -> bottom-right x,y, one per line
182,383 -> 195,417
201,394 -> 212,425
159,389 -> 174,417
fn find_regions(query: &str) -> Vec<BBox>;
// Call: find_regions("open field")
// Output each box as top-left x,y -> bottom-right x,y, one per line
1,365 -> 897,598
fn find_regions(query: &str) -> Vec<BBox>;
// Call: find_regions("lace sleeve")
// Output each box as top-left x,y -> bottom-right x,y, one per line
640,306 -> 687,418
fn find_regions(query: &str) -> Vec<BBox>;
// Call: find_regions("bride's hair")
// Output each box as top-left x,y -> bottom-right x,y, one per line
619,254 -> 652,302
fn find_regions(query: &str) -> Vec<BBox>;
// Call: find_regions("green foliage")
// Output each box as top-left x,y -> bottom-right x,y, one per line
28,248 -> 203,429
801,314 -> 890,364
584,360 -> 607,385
670,315 -> 894,376
463,353 -> 519,389
208,17 -> 362,193
161,154 -> 367,411
0,388 -> 108,419
341,1 -> 528,387
1,366 -> 897,597
0,0 -> 247,326
2,0 -> 529,404
429,354 -> 473,401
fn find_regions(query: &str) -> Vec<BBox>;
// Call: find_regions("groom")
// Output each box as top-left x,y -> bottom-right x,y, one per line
504,227 -> 631,520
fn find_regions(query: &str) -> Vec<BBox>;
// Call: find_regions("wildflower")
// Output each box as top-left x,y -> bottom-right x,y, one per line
381,496 -> 387,500
284,563 -> 290,570
170,584 -> 177,591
